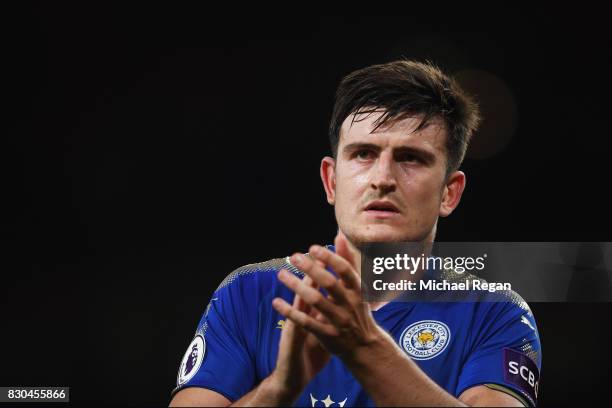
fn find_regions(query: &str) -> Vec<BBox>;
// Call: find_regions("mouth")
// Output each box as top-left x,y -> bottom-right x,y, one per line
364,200 -> 400,218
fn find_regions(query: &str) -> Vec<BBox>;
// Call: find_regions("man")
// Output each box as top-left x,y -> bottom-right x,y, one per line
169,60 -> 542,407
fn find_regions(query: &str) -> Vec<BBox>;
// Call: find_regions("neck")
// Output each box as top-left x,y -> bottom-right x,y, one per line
345,237 -> 435,312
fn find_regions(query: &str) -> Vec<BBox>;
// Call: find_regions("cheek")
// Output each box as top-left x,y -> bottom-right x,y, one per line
399,176 -> 444,210
335,168 -> 369,202
350,169 -> 370,186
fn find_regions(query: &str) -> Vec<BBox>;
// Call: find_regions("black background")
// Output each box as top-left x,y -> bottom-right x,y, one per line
4,7 -> 612,406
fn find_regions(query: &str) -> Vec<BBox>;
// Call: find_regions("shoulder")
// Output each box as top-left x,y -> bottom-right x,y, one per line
433,269 -> 539,348
453,274 -> 541,361
214,254 -> 303,297
191,254 -> 303,340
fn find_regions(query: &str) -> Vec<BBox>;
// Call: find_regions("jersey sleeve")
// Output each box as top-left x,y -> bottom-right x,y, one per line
172,273 -> 258,402
455,299 -> 542,407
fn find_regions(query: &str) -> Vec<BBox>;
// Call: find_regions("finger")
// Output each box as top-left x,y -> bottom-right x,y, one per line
335,231 -> 358,268
307,245 -> 360,290
278,268 -> 349,325
272,297 -> 339,337
291,271 -> 314,314
306,258 -> 329,323
290,253 -> 350,304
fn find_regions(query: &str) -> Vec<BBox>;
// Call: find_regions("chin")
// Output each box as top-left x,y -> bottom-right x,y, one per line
348,225 -> 420,245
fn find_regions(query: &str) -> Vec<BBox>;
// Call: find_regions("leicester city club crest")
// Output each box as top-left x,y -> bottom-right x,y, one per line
400,320 -> 450,360
178,335 -> 205,385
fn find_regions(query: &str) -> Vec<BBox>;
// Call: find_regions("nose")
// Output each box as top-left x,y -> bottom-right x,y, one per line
370,151 -> 396,194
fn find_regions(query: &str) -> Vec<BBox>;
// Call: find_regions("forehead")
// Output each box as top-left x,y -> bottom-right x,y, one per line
339,111 -> 447,153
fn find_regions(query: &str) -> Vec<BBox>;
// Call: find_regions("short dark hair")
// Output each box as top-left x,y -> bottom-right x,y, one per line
329,60 -> 481,175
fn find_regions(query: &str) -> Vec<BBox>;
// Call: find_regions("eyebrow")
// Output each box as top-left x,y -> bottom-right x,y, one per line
342,142 -> 437,164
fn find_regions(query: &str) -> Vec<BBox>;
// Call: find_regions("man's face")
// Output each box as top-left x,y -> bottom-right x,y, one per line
321,111 -> 464,245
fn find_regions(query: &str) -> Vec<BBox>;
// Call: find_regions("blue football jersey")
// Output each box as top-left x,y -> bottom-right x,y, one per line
173,251 -> 542,407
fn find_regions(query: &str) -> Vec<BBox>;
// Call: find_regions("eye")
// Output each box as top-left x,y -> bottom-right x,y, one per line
396,152 -> 421,163
355,149 -> 375,160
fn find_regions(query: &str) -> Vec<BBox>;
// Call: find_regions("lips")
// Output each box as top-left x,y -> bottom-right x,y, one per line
364,200 -> 400,213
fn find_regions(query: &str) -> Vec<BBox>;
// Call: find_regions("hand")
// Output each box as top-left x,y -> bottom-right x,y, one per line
269,272 -> 331,403
273,232 -> 385,363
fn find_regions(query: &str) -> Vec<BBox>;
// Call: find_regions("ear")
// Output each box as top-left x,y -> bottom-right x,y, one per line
439,170 -> 466,217
320,156 -> 336,205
